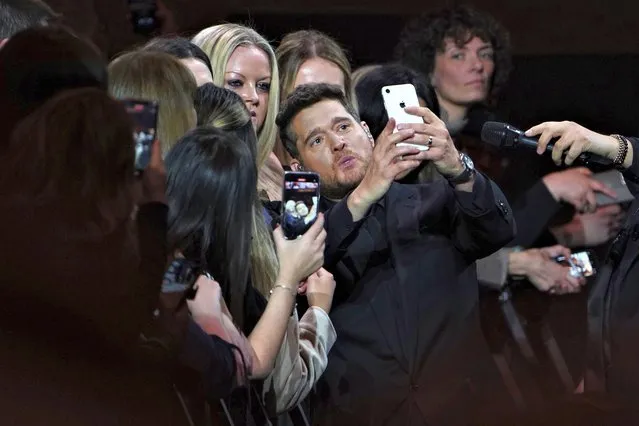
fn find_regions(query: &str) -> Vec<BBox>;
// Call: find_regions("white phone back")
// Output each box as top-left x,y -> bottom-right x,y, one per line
381,83 -> 423,131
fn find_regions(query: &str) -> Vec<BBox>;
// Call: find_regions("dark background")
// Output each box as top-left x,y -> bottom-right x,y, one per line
46,0 -> 639,134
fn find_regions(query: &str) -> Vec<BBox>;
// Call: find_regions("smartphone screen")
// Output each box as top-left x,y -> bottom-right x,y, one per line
570,251 -> 595,277
556,251 -> 596,278
128,0 -> 158,35
281,172 -> 320,240
121,99 -> 159,173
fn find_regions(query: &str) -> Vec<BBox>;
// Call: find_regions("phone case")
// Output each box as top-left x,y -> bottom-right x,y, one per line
381,84 -> 427,151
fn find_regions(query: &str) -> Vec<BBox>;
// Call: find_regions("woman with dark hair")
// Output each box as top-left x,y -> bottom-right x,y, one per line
166,126 -> 331,422
0,24 -> 107,143
143,36 -> 214,86
394,4 -> 511,136
193,85 -> 337,416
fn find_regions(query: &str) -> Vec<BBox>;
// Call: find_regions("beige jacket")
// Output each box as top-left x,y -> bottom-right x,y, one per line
263,306 -> 337,413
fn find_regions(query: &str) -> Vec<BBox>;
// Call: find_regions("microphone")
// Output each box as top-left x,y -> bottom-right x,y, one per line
480,121 -> 612,166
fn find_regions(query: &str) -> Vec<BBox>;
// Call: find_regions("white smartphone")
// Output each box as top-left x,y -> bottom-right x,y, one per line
381,83 -> 428,151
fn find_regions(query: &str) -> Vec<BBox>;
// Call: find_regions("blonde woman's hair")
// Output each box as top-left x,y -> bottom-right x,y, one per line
108,50 -> 197,155
192,24 -> 279,172
193,83 -> 279,296
276,29 -> 353,106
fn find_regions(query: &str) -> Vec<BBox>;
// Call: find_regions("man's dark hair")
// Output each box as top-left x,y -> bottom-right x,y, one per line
394,4 -> 512,101
143,36 -> 213,76
276,83 -> 360,160
0,0 -> 58,38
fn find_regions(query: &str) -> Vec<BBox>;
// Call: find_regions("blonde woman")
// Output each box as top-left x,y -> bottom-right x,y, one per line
192,23 -> 283,201
274,30 -> 354,167
276,29 -> 353,104
192,83 -> 337,415
108,50 -> 197,155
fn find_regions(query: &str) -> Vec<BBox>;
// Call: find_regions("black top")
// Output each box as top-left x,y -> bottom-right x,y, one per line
314,174 -> 517,425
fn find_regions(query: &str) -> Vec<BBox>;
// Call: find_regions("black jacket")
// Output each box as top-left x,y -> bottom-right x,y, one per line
314,174 -> 516,425
587,137 -> 639,399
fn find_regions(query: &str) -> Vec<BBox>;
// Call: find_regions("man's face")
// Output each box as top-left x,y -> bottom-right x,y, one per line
290,99 -> 374,200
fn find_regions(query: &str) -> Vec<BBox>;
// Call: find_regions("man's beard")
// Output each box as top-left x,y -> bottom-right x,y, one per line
320,178 -> 359,201
319,165 -> 366,201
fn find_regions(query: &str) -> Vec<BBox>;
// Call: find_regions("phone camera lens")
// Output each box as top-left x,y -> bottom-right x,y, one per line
385,88 -> 390,94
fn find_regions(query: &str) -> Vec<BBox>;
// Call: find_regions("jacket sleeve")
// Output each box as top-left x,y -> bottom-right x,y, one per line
441,172 -> 516,260
262,307 -> 337,413
622,137 -> 639,196
178,320 -> 240,400
508,180 -> 561,248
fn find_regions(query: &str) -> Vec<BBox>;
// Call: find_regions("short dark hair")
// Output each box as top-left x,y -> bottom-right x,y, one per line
355,63 -> 439,140
143,36 -> 213,76
276,83 -> 359,159
0,0 -> 58,38
394,4 -> 512,101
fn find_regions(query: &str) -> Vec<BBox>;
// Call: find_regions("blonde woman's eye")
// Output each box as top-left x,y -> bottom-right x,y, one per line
258,82 -> 271,92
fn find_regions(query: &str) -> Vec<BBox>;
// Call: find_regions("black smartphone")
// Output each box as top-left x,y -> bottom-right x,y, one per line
121,99 -> 159,173
128,0 -> 159,35
555,251 -> 597,278
281,171 -> 321,240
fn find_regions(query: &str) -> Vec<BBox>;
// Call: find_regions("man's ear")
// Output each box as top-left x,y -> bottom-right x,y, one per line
290,159 -> 303,171
361,121 -> 374,146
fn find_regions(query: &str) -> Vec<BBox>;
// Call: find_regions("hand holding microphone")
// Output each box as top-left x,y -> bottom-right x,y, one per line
524,121 -> 632,168
481,121 -> 633,169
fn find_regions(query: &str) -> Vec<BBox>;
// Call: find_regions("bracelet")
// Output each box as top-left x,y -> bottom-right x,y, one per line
611,134 -> 629,168
269,284 -> 296,297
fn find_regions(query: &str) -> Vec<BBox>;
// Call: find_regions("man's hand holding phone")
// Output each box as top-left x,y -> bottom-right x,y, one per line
348,119 -> 429,221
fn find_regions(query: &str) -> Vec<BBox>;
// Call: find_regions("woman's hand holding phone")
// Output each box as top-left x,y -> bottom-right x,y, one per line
136,138 -> 167,205
273,213 -> 326,286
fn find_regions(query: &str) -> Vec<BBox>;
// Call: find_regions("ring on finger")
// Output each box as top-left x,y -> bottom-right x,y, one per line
428,136 -> 433,146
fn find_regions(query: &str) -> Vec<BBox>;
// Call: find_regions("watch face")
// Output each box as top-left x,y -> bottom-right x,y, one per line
461,153 -> 475,170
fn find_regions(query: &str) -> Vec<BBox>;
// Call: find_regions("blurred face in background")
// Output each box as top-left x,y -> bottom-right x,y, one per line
431,36 -> 494,108
293,57 -> 345,93
180,58 -> 213,86
224,45 -> 271,131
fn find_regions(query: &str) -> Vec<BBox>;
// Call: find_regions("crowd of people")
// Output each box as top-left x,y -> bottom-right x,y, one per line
1,0 -> 639,425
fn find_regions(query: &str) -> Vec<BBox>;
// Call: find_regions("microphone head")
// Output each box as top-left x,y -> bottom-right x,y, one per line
480,121 -> 523,149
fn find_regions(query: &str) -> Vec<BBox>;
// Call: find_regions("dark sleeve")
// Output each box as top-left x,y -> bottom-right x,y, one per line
323,196 -> 370,268
507,180 -> 561,248
178,320 -> 238,399
622,137 -> 639,195
443,172 -> 516,260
